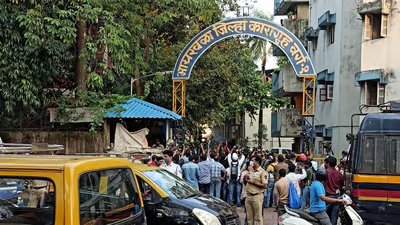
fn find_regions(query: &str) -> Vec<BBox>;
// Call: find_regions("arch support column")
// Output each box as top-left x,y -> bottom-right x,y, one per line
172,79 -> 186,117
300,75 -> 316,116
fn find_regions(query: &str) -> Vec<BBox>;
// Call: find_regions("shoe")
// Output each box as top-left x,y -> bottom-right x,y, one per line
237,204 -> 241,207
273,209 -> 277,212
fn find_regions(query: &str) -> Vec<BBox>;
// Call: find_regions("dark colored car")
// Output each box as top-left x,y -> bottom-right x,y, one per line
0,180 -> 24,206
132,164 -> 240,225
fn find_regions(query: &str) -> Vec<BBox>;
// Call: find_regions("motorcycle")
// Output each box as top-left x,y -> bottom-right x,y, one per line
278,194 -> 363,225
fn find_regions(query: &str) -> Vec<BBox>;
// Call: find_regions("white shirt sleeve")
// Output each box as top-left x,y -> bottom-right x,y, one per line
227,153 -> 232,166
296,168 -> 307,181
239,155 -> 245,170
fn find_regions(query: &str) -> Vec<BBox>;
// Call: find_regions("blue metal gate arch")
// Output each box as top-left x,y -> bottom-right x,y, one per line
173,17 -> 315,79
172,17 -> 316,120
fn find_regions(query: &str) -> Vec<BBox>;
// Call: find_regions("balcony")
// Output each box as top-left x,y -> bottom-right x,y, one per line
357,0 -> 391,15
272,64 -> 303,97
273,19 -> 308,56
274,0 -> 309,16
271,108 -> 302,137
283,18 -> 308,47
318,11 -> 336,30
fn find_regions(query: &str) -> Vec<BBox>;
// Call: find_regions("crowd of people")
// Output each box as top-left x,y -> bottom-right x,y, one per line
147,142 -> 349,225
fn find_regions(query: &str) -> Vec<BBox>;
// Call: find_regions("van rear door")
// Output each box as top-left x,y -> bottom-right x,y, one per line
385,136 -> 400,219
355,136 -> 388,208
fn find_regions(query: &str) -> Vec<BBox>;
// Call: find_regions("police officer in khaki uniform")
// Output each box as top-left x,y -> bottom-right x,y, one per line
243,156 -> 268,225
27,179 -> 48,208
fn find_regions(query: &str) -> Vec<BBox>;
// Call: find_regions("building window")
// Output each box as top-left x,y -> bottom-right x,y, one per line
365,80 -> 377,105
329,25 -> 335,44
381,14 -> 388,37
365,81 -> 385,105
364,14 -> 388,41
320,86 -> 327,101
319,84 -> 333,101
379,84 -> 385,104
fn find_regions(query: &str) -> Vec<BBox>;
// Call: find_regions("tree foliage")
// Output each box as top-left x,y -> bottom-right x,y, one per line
0,0 -> 289,136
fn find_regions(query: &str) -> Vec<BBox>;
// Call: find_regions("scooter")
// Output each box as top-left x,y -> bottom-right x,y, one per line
278,194 -> 363,225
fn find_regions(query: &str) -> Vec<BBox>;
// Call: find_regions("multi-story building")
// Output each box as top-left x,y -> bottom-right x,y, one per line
356,0 -> 399,114
272,0 -> 363,156
308,0 -> 362,156
271,0 -> 310,152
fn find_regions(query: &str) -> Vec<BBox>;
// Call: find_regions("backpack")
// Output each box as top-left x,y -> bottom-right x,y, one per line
288,181 -> 301,209
230,160 -> 239,180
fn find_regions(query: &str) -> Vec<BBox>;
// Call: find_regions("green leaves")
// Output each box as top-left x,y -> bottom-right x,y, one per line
1,0 -> 287,135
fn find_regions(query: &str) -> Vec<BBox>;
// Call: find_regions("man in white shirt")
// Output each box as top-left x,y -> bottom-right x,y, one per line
227,147 -> 245,170
160,150 -> 182,178
285,162 -> 307,197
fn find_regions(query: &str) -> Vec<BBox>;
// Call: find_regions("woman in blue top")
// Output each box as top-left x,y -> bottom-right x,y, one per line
310,169 -> 345,225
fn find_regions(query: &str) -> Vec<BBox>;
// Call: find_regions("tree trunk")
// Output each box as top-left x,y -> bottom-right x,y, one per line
258,46 -> 267,147
144,28 -> 150,63
76,19 -> 87,92
278,137 -> 282,147
258,102 -> 263,147
261,46 -> 267,83
135,36 -> 143,96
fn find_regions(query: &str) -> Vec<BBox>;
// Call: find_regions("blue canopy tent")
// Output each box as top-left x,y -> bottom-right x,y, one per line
106,98 -> 181,120
104,98 -> 182,148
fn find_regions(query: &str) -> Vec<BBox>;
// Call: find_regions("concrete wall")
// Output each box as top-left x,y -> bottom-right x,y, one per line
0,131 -> 105,154
309,0 -> 362,156
275,108 -> 303,137
360,0 -> 400,103
277,64 -> 303,94
297,3 -> 310,19
244,108 -> 293,149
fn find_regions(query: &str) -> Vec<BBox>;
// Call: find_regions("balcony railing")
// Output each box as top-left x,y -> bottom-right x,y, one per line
271,108 -> 302,137
284,18 -> 308,47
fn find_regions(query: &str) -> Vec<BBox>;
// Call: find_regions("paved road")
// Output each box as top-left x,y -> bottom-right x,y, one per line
236,206 -> 278,225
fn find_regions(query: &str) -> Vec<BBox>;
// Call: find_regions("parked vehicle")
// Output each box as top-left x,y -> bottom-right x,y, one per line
348,102 -> 400,224
271,147 -> 292,155
278,194 -> 363,225
0,180 -> 24,206
132,164 -> 240,225
0,154 -> 146,225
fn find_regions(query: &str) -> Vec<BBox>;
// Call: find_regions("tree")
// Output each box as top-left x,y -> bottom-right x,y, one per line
248,11 -> 271,147
1,0 -> 230,130
2,0 -> 289,141
0,2 -> 75,128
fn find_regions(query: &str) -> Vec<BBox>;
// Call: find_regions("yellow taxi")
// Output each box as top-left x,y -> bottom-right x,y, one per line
0,155 -> 145,225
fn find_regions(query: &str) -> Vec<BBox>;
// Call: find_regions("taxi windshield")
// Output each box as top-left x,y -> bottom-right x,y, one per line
142,170 -> 200,199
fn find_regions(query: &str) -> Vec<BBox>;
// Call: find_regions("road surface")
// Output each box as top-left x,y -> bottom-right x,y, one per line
237,206 -> 278,225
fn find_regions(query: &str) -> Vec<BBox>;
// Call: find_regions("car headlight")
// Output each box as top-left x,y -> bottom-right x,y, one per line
192,208 -> 221,225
